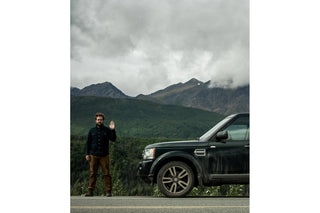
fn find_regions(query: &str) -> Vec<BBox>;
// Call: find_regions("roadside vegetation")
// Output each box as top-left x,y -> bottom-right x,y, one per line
70,96 -> 249,196
71,136 -> 249,196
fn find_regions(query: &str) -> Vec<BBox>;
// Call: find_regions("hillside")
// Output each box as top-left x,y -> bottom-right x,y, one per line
71,82 -> 128,98
137,78 -> 249,115
71,96 -> 225,138
71,78 -> 249,115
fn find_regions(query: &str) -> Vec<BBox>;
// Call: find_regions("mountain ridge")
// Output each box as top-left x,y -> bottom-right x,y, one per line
71,78 -> 249,115
71,82 -> 129,99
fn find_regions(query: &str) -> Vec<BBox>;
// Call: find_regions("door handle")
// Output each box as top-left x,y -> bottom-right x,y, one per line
244,145 -> 249,148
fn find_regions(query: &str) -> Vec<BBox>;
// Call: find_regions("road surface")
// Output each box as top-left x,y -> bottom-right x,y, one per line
71,196 -> 249,213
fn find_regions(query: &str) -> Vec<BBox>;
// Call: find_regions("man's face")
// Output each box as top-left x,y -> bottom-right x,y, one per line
95,116 -> 104,126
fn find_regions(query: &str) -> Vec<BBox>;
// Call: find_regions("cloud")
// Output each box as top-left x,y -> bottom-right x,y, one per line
208,43 -> 249,88
71,0 -> 249,96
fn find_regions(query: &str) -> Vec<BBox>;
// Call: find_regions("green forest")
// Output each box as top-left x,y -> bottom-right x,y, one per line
71,96 -> 225,137
70,96 -> 249,196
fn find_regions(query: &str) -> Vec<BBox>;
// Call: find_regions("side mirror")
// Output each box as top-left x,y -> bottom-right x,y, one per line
216,130 -> 228,141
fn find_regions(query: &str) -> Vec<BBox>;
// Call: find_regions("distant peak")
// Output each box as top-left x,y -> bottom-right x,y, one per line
185,78 -> 203,84
95,81 -> 112,86
83,81 -> 115,89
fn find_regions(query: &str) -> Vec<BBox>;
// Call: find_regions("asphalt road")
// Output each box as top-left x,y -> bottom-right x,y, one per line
71,196 -> 249,213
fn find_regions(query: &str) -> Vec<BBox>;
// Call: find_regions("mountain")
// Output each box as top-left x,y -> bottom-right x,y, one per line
71,96 -> 225,138
71,87 -> 81,96
137,78 -> 249,115
71,82 -> 129,99
71,78 -> 249,115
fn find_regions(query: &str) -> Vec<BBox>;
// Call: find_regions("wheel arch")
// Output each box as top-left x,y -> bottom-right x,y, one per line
150,151 -> 203,186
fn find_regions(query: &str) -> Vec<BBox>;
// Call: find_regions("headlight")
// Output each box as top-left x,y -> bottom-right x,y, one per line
142,148 -> 155,160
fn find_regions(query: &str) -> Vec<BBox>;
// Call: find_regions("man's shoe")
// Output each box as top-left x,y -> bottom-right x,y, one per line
85,189 -> 93,197
106,190 -> 112,197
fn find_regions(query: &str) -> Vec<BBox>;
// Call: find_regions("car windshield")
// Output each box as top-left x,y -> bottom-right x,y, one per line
199,115 -> 234,141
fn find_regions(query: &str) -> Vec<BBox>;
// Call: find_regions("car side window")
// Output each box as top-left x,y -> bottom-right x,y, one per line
224,117 -> 249,141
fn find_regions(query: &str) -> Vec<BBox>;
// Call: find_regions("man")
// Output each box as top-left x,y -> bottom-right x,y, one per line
85,112 -> 117,197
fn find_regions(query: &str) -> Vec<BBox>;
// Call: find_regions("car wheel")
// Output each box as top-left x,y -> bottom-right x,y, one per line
157,161 -> 194,197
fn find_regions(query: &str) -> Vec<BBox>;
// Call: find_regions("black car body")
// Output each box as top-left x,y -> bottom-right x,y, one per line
138,113 -> 249,197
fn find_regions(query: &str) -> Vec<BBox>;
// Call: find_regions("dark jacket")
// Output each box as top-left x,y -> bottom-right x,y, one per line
85,125 -> 117,156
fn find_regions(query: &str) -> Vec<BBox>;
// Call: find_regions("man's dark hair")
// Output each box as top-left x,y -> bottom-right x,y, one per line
95,112 -> 105,120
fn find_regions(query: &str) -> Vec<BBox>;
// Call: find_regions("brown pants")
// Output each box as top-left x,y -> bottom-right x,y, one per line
88,155 -> 112,191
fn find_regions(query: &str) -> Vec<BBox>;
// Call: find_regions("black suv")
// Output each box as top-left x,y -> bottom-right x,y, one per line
138,113 -> 249,197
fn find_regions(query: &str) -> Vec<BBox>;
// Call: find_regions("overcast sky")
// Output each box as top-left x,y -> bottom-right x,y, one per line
71,0 -> 249,96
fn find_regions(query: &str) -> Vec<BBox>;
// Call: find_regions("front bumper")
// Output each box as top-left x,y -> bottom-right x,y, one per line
137,160 -> 154,183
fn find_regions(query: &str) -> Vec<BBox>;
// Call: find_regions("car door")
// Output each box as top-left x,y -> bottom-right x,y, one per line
206,115 -> 249,175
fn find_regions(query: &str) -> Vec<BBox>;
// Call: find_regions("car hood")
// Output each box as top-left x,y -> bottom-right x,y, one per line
145,140 -> 207,149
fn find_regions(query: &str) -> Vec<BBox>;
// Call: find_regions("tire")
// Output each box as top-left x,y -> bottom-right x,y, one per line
157,161 -> 194,197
